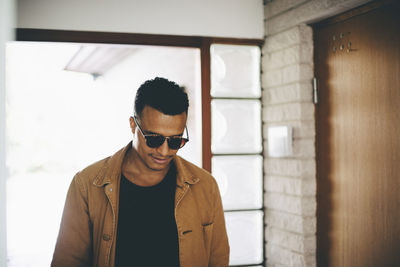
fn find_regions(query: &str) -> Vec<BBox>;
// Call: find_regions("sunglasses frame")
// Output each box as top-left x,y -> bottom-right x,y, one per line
133,115 -> 189,150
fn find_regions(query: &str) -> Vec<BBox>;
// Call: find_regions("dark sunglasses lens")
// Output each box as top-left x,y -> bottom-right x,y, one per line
145,136 -> 165,148
167,138 -> 184,150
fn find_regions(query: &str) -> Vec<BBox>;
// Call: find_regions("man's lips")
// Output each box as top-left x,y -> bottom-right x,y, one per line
151,155 -> 171,164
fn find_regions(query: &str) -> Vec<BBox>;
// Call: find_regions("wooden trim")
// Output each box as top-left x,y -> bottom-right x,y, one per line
200,38 -> 212,172
16,28 -> 202,47
206,37 -> 264,47
313,0 -> 398,28
16,28 -> 264,47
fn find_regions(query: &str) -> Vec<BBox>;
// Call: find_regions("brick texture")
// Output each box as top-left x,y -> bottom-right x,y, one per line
264,82 -> 313,105
266,243 -> 316,267
264,158 -> 316,177
263,102 -> 314,122
263,25 -> 312,53
263,43 -> 313,71
266,226 -> 316,253
265,176 -> 316,196
262,11 -> 316,267
265,209 -> 316,234
265,193 -> 316,216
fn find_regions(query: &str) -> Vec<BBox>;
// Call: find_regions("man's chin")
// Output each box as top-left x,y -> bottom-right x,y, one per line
146,164 -> 168,172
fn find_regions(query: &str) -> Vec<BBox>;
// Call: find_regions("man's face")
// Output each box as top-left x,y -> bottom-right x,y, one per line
130,105 -> 187,172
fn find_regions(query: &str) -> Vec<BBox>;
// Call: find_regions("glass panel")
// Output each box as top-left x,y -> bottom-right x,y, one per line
210,44 -> 261,98
211,99 -> 262,154
212,155 -> 263,210
225,211 -> 264,265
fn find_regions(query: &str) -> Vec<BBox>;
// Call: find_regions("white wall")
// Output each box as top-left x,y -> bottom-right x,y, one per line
1,0 -> 15,265
17,0 -> 264,39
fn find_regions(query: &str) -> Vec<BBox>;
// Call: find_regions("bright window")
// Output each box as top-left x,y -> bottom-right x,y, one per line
5,42 -> 201,266
210,44 -> 264,266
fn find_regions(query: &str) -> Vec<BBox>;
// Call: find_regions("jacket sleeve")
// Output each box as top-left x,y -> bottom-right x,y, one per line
51,174 -> 92,267
209,179 -> 230,267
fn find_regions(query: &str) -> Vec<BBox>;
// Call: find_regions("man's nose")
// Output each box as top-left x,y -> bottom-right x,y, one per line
157,139 -> 170,156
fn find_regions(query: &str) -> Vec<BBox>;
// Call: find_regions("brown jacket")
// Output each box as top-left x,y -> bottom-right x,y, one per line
51,142 -> 229,267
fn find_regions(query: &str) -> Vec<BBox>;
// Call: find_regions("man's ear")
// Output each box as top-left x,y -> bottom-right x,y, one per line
129,116 -> 136,133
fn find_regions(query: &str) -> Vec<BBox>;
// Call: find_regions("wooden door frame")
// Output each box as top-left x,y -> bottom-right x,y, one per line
16,28 -> 263,172
312,0 -> 397,29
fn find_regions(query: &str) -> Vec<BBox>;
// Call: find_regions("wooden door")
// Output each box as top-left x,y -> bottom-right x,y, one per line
314,1 -> 400,266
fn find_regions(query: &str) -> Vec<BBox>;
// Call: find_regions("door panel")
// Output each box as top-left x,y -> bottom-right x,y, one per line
314,1 -> 400,266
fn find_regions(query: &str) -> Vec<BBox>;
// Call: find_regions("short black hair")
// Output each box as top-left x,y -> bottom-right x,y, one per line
134,77 -> 189,117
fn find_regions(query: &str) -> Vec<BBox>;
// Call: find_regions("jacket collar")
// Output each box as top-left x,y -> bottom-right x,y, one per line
173,155 -> 200,188
93,142 -> 200,187
92,142 -> 131,187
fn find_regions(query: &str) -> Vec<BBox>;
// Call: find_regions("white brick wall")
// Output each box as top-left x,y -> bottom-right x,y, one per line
265,83 -> 313,104
262,0 -> 371,266
264,158 -> 315,177
263,25 -> 312,52
264,102 -> 314,122
266,227 -> 316,253
265,210 -> 316,234
262,20 -> 317,267
266,243 -> 316,267
263,7 -> 315,267
265,193 -> 316,216
265,176 -> 316,196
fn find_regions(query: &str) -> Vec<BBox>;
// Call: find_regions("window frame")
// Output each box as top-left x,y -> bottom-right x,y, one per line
16,28 -> 263,172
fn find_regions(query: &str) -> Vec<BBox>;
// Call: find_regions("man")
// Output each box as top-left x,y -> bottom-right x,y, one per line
51,77 -> 230,267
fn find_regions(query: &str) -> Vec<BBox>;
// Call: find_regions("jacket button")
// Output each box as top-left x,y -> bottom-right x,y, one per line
102,234 -> 111,241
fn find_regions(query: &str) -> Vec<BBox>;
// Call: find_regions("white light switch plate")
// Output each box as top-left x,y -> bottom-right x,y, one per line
267,126 -> 293,157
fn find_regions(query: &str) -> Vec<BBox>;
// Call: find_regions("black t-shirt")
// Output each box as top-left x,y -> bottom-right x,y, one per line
115,163 -> 180,267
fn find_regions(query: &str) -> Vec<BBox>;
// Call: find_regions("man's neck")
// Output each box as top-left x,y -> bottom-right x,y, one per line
121,147 -> 170,187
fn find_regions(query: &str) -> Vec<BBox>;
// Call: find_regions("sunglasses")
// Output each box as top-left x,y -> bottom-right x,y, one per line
133,116 -> 189,150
